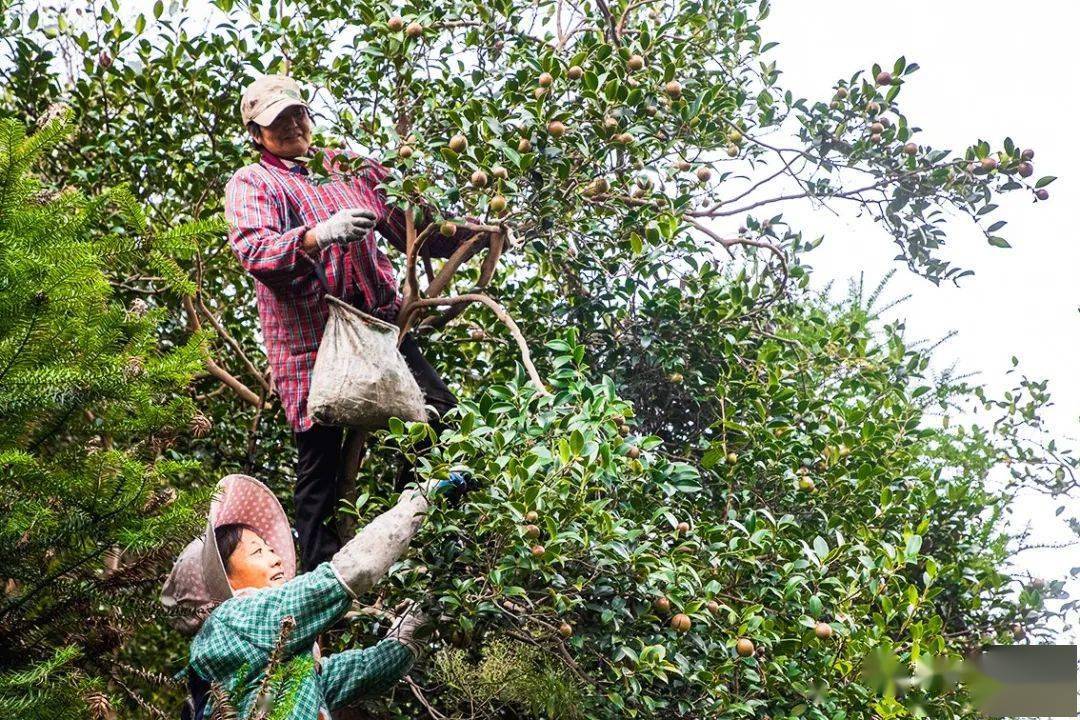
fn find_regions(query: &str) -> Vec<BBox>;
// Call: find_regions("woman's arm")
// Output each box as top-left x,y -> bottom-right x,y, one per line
320,640 -> 416,710
191,563 -> 352,682
225,172 -> 319,289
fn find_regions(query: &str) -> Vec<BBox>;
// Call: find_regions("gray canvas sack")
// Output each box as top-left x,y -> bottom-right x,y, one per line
307,295 -> 428,429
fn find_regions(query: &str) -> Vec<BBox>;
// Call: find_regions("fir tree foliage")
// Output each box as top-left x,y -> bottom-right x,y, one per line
0,112 -> 218,719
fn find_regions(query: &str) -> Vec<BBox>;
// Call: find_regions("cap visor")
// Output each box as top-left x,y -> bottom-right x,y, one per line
251,98 -> 306,127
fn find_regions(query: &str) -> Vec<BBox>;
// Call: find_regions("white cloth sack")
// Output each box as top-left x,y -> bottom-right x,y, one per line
307,296 -> 428,429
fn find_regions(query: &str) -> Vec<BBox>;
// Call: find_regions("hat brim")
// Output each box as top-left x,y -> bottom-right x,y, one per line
162,475 -> 297,635
250,98 -> 307,127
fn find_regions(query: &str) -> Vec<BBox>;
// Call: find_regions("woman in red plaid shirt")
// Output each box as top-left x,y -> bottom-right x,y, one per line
225,75 -> 470,573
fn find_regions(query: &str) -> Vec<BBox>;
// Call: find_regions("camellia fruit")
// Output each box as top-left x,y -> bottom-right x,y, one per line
676,160 -> 692,171
676,521 -> 690,535
866,101 -> 881,115
524,524 -> 541,539
695,166 -> 712,182
489,194 -> 507,213
405,21 -> 423,38
538,71 -> 554,87
799,477 -> 816,491
1032,578 -> 1046,590
533,86 -> 548,100
628,54 -> 645,71
547,120 -> 566,137
664,80 -> 682,98
670,613 -> 691,632
1018,162 -> 1034,178
518,138 -> 532,153
398,145 -> 414,159
471,170 -> 489,187
387,16 -> 404,31
815,622 -> 833,640
439,221 -> 456,237
653,596 -> 671,613
491,165 -> 508,180
736,638 -> 755,657
870,122 -> 884,134
727,128 -> 743,143
870,133 -> 882,144
726,144 -> 739,158
525,510 -> 539,523
903,142 -> 918,156
836,86 -> 849,99
568,65 -> 583,80
980,156 -> 999,171
626,445 -> 640,459
876,70 -> 893,85
706,600 -> 720,614
726,452 -> 738,465
448,134 -> 467,153
1021,148 -> 1035,161
559,622 -> 573,638
669,372 -> 684,382
1011,623 -> 1024,639
530,544 -> 545,558
468,327 -> 485,340
1035,188 -> 1049,201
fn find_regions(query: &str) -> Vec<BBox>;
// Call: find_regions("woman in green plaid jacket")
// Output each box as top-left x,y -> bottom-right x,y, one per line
161,474 -> 461,719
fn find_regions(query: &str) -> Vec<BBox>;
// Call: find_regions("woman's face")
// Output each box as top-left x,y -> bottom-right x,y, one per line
225,528 -> 287,591
252,105 -> 312,159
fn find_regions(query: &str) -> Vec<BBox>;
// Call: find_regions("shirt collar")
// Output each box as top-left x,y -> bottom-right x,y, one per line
260,148 -> 313,176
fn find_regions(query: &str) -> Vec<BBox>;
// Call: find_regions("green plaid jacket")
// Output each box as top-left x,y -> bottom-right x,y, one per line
190,563 -> 414,719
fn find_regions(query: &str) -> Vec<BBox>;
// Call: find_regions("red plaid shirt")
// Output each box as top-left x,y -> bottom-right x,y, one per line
225,147 -> 462,432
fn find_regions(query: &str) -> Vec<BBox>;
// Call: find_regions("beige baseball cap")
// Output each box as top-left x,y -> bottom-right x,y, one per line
240,74 -> 308,127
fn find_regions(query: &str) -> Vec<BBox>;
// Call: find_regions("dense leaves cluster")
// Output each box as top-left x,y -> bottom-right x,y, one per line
0,113 -> 217,718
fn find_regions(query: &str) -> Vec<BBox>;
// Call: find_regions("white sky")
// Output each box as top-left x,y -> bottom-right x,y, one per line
764,1 -> 1079,650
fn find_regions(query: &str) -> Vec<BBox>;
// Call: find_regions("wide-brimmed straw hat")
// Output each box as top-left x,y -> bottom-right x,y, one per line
161,474 -> 296,635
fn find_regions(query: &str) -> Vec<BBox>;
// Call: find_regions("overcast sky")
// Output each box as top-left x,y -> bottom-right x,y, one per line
763,2 -> 1079,648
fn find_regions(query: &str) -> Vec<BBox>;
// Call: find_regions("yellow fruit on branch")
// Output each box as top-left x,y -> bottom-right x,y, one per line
736,637 -> 755,657
448,134 -> 467,153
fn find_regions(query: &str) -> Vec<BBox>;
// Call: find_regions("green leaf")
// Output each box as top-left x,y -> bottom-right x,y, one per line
1035,176 -> 1056,188
813,535 -> 829,561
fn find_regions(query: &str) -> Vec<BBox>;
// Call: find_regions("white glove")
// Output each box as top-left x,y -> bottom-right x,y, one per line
385,600 -> 431,657
330,480 -> 442,597
313,208 -> 377,249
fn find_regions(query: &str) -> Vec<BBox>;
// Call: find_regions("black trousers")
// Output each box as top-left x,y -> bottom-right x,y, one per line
293,333 -> 456,572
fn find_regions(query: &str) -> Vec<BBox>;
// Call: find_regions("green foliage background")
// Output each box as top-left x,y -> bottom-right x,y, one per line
0,0 -> 1075,718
